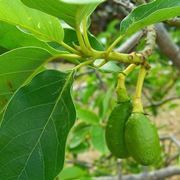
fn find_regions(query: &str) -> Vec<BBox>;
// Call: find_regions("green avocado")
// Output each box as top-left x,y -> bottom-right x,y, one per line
125,113 -> 161,165
105,101 -> 132,158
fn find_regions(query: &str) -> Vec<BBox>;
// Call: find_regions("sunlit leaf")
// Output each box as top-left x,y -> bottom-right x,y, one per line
21,0 -> 105,27
0,0 -> 64,42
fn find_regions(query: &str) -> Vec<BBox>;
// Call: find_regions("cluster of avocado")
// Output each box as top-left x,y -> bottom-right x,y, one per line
105,100 -> 161,166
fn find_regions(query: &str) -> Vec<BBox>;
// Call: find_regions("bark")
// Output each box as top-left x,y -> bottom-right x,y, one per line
94,166 -> 180,180
156,23 -> 180,70
115,31 -> 144,53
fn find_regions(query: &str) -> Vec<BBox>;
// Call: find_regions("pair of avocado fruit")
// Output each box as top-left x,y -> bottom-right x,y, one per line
105,100 -> 161,166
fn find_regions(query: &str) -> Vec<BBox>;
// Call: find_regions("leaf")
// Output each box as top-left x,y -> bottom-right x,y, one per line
91,125 -> 108,154
77,106 -> 99,125
0,47 -> 52,115
120,0 -> 180,35
0,0 -> 64,42
95,61 -> 122,73
0,46 -> 8,55
176,79 -> 180,96
0,70 -> 76,179
0,21 -> 59,55
101,85 -> 114,119
21,0 -> 104,27
69,123 -> 90,149
69,142 -> 89,154
59,166 -> 87,180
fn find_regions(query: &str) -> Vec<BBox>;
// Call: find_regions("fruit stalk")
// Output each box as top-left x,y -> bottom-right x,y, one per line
133,66 -> 147,113
116,64 -> 136,102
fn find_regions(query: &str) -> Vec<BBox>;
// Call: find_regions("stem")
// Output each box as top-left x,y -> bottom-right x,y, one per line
123,64 -> 137,75
82,17 -> 92,50
141,25 -> 156,58
93,59 -> 107,68
60,41 -> 79,54
73,59 -> 95,71
133,66 -> 147,113
106,35 -> 124,54
76,25 -> 90,54
116,64 -> 137,102
108,51 -> 144,64
47,53 -> 82,64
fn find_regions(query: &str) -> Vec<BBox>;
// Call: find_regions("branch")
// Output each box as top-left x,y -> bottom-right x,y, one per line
115,31 -> 144,53
156,23 -> 180,70
113,0 -> 134,11
94,166 -> 180,180
141,25 -> 156,58
166,17 -> 180,27
160,135 -> 180,148
144,96 -> 180,109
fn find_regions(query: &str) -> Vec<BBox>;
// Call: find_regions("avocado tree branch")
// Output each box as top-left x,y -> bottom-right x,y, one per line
115,31 -> 144,53
94,166 -> 180,180
141,25 -> 157,58
144,96 -> 180,109
156,23 -> 180,70
166,17 -> 180,27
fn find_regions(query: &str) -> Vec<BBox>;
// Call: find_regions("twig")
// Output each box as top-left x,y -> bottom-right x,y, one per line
160,135 -> 180,148
156,23 -> 180,70
75,69 -> 95,79
141,25 -> 157,58
94,166 -> 180,180
113,0 -> 133,11
115,31 -> 144,53
165,152 -> 179,166
144,96 -> 180,109
166,17 -> 180,27
117,159 -> 122,180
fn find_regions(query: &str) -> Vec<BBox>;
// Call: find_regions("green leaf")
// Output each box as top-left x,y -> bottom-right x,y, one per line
21,0 -> 104,27
77,106 -> 99,125
101,85 -> 114,119
91,125 -> 108,154
176,79 -> 180,96
0,21 -> 59,55
100,62 -> 122,73
69,142 -> 89,154
0,46 -> 8,55
121,0 -> 180,35
0,0 -> 64,42
0,47 -> 52,115
59,166 -> 88,180
0,70 -> 76,179
69,123 -> 90,149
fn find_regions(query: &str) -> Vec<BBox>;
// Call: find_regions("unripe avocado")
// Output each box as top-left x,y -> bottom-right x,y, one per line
105,101 -> 132,158
125,113 -> 161,165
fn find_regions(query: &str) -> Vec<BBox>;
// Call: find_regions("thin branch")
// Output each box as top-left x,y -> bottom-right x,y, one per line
113,0 -> 133,11
115,31 -> 144,53
141,25 -> 157,58
94,166 -> 180,180
144,96 -> 180,109
156,23 -> 180,70
160,135 -> 180,148
166,17 -> 180,27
